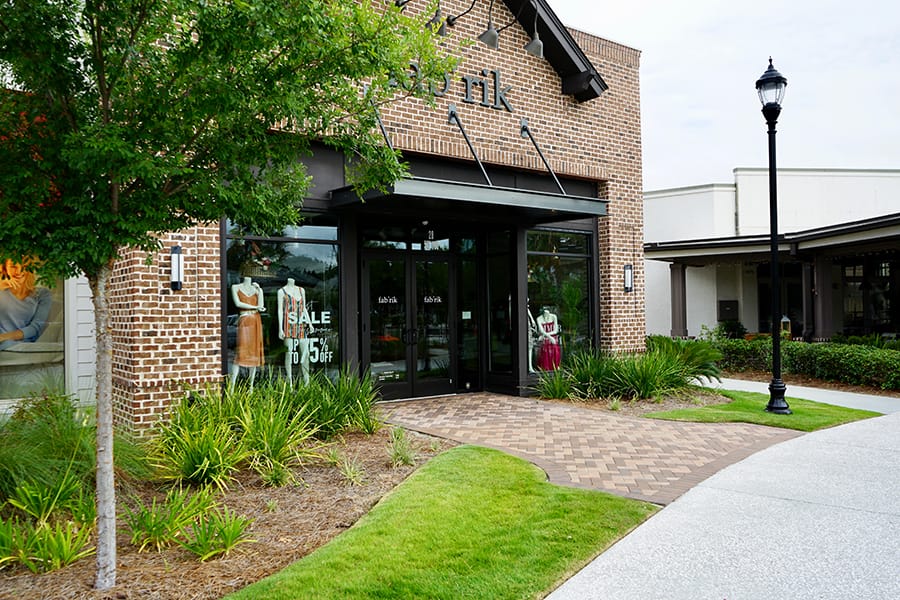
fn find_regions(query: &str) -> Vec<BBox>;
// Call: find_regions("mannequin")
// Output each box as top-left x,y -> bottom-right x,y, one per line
535,307 -> 561,371
0,259 -> 51,351
526,301 -> 538,373
277,278 -> 314,384
229,277 -> 265,390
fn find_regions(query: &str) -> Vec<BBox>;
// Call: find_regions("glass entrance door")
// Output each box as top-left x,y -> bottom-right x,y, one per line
364,254 -> 454,399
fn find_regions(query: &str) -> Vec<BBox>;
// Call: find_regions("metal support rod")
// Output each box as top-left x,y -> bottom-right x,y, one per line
373,104 -> 394,151
520,118 -> 566,195
448,104 -> 492,186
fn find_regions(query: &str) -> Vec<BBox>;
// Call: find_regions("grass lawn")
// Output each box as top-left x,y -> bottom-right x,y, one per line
648,390 -> 882,431
226,445 -> 657,600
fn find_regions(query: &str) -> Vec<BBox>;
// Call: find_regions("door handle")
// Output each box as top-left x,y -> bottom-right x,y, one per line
409,328 -> 419,345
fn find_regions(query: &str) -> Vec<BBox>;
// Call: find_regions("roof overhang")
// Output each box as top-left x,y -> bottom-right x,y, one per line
501,0 -> 608,102
331,177 -> 606,225
645,213 -> 900,264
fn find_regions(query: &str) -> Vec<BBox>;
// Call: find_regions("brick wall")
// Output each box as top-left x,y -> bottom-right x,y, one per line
109,225 -> 223,433
380,1 -> 645,351
108,2 -> 645,430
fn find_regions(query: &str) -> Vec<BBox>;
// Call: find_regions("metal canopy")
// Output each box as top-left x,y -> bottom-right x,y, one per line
330,177 -> 606,224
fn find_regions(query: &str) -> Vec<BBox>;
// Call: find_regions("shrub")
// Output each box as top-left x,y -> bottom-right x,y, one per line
711,338 -> 771,372
388,427 -> 416,467
722,338 -> 900,391
123,486 -> 215,552
534,366 -> 573,400
647,336 -> 722,383
608,352 -> 686,400
151,398 -> 246,490
177,506 -> 255,562
237,383 -> 319,487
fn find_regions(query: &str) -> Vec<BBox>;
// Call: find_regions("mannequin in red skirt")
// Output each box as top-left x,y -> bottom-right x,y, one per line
536,308 -> 561,370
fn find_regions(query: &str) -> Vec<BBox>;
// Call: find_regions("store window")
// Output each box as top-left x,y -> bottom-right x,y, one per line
224,222 -> 339,386
0,259 -> 65,400
527,230 -> 592,371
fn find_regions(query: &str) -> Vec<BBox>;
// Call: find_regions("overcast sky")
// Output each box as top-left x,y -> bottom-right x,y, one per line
548,0 -> 900,191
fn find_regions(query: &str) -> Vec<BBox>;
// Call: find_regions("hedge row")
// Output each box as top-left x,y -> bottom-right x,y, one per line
711,339 -> 900,391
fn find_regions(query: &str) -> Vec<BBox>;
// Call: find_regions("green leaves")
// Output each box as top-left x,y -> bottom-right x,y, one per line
1,0 -> 455,279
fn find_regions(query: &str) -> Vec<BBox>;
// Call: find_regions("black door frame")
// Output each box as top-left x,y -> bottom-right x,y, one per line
361,249 -> 457,399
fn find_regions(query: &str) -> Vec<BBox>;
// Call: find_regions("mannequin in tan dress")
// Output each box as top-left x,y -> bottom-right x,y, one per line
229,277 -> 265,390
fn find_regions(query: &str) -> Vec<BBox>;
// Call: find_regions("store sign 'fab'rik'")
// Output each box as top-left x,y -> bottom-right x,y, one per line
403,64 -> 514,113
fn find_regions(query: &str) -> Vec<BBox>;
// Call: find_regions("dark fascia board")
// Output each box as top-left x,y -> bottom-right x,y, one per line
501,0 -> 608,102
644,212 -> 900,258
331,176 -> 607,217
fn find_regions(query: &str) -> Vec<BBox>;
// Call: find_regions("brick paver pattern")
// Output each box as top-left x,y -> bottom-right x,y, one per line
380,394 -> 802,505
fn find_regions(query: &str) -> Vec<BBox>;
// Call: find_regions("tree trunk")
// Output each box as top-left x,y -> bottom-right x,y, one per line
91,260 -> 117,590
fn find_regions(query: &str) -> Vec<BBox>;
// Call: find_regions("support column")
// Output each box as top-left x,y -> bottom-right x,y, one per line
802,262 -> 814,341
813,256 -> 834,340
670,263 -> 688,337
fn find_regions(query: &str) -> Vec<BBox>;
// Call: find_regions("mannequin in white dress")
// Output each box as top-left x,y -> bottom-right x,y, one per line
277,278 -> 314,384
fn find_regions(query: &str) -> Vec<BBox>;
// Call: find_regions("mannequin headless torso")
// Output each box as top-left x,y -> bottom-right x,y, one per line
278,278 -> 314,384
536,308 -> 561,370
230,278 -> 265,390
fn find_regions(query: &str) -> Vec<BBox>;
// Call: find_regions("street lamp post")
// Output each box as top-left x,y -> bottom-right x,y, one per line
756,58 -> 791,414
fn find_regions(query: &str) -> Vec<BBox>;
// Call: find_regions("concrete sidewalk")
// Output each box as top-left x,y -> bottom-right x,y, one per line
548,389 -> 900,600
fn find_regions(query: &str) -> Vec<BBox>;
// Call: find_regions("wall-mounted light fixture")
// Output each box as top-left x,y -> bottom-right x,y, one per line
170,245 -> 184,291
446,0 -> 477,27
477,0 -> 499,49
524,1 -> 544,58
623,264 -> 634,293
426,4 -> 447,36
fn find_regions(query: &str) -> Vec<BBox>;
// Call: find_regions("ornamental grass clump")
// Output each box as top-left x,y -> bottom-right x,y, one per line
537,338 -> 721,402
151,398 -> 246,491
237,383 -> 319,487
0,394 -> 130,574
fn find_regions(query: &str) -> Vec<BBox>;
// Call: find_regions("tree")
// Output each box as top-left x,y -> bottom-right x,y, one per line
0,0 -> 453,589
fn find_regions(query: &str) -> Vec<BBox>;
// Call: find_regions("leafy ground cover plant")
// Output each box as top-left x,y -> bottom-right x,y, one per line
123,486 -> 215,552
178,506 -> 255,562
0,393 -> 145,575
537,339 -> 721,401
388,427 -> 416,467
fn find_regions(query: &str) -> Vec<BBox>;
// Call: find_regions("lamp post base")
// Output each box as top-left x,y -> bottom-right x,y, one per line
765,378 -> 792,414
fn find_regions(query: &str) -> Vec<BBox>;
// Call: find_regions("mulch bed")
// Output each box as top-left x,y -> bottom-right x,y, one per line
0,428 -> 455,600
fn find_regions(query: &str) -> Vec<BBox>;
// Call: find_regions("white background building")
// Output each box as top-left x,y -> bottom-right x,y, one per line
644,168 -> 900,339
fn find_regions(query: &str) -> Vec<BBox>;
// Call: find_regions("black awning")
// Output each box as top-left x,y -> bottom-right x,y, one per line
330,177 -> 606,225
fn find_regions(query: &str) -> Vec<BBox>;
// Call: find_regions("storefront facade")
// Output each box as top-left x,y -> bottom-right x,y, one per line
3,0 -> 644,429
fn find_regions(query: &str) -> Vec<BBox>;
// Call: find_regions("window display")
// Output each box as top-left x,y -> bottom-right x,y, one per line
224,223 -> 339,385
0,258 -> 65,400
527,230 -> 592,370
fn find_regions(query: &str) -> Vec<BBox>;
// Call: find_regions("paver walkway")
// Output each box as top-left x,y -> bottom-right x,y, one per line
379,393 -> 801,505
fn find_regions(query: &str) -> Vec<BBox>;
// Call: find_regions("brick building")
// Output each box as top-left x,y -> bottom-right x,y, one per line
0,0 -> 644,429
